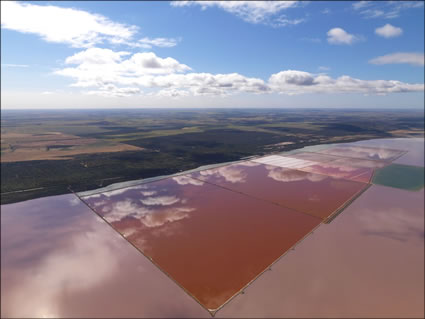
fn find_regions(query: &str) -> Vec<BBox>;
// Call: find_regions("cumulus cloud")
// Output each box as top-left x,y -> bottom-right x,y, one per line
55,49 -> 192,97
86,86 -> 141,98
64,48 -> 131,65
55,48 -> 424,97
369,52 -> 424,66
268,70 -> 424,95
375,24 -> 403,38
1,1 -> 137,48
1,1 -> 181,50
140,195 -> 180,206
269,70 -> 315,86
172,175 -> 204,186
266,166 -> 327,183
198,162 -> 261,183
55,48 -> 268,97
101,199 -> 152,223
200,165 -> 247,183
155,88 -> 190,98
327,28 -> 359,45
171,1 -> 303,26
92,196 -> 193,229
140,207 -> 193,228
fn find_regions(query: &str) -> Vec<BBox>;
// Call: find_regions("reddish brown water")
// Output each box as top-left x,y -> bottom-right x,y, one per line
190,162 -> 368,220
2,137 -> 422,318
216,185 -> 424,318
82,176 -> 322,311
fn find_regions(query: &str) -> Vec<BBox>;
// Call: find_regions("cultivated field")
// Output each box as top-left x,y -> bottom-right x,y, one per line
1,132 -> 142,162
1,108 -> 423,204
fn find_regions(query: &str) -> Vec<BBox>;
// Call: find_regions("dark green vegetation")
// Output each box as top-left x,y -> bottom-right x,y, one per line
372,163 -> 425,191
2,108 -> 424,204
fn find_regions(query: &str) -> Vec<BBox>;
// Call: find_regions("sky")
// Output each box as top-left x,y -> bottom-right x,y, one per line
1,1 -> 424,109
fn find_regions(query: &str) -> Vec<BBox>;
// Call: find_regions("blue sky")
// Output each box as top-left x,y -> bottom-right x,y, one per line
1,1 -> 424,109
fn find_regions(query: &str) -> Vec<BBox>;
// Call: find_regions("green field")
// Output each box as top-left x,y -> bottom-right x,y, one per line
1,108 -> 424,204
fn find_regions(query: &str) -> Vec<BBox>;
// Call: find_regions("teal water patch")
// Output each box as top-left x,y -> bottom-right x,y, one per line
372,164 -> 424,191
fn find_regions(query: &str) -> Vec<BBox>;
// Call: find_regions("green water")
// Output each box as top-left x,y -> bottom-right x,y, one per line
372,164 -> 424,191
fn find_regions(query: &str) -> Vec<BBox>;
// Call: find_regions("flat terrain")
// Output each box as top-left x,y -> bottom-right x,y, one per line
2,137 -> 423,318
1,132 -> 142,162
1,108 -> 423,204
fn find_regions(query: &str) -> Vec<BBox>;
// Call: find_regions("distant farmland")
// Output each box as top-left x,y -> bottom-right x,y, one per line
1,108 -> 424,204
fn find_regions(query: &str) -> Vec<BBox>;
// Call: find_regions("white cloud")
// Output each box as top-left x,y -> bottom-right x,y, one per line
154,88 -> 190,98
86,85 -> 141,98
1,63 -> 29,68
140,207 -> 193,228
327,28 -> 359,45
172,175 -> 204,186
200,165 -> 248,183
269,70 -> 424,95
1,1 -> 137,48
61,48 -> 190,77
352,1 -> 372,10
149,72 -> 270,96
137,37 -> 180,48
354,1 -> 424,19
55,48 -> 424,98
56,49 -> 192,97
101,199 -> 152,223
140,195 -> 180,206
198,162 -> 260,183
55,48 -> 268,97
266,166 -> 327,183
1,2 -> 181,50
171,1 -> 302,26
369,52 -> 424,66
271,16 -> 305,27
64,48 -> 131,65
269,70 -> 315,86
375,24 -> 403,38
